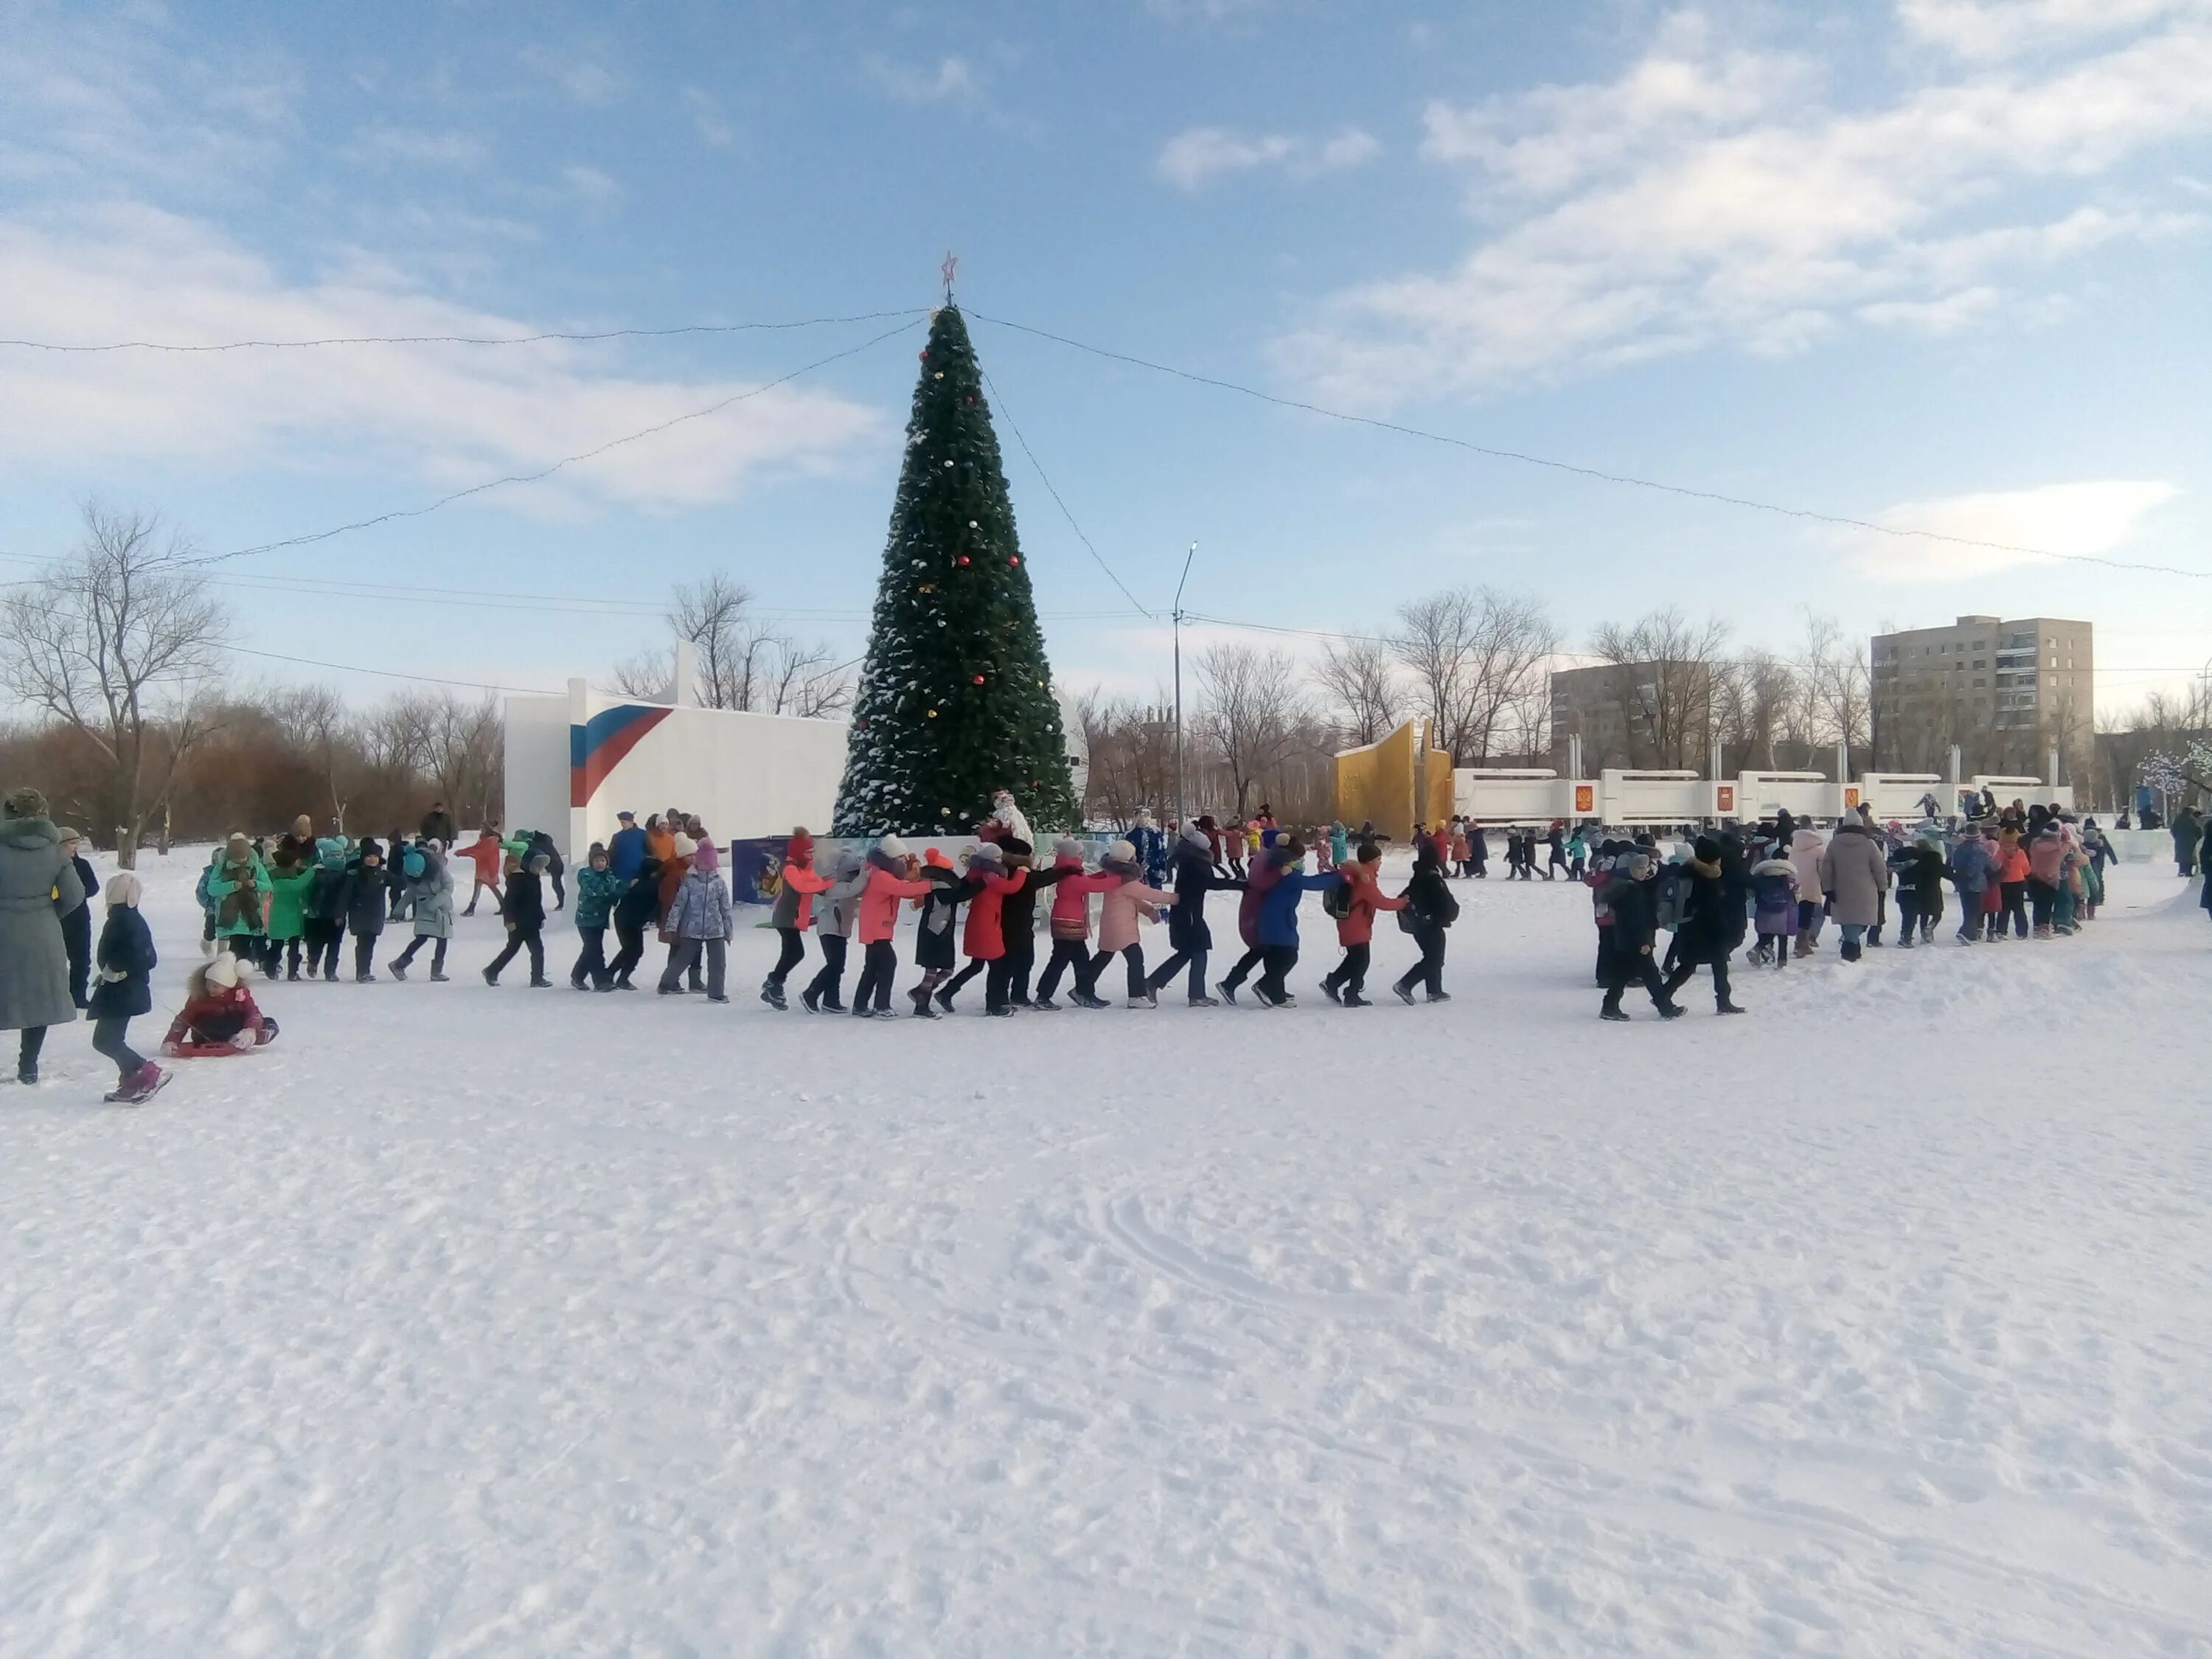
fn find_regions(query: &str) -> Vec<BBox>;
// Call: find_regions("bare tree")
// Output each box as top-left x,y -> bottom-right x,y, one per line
265,684 -> 364,829
1391,587 -> 1557,763
1310,636 -> 1402,747
616,573 -> 850,716
1072,689 -> 1176,824
1,503 -> 229,865
1587,608 -> 1730,769
1798,611 -> 1871,773
1194,644 -> 1305,818
1713,650 -> 1802,774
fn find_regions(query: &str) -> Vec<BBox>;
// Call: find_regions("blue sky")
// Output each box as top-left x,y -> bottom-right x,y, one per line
3,0 -> 2209,716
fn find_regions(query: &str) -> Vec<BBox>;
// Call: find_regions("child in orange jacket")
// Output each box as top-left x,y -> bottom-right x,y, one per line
1321,844 -> 1408,1006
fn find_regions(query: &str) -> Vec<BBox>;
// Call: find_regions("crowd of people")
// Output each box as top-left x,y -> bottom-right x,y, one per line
1576,797 -> 2131,1020
3,776 -> 2199,1100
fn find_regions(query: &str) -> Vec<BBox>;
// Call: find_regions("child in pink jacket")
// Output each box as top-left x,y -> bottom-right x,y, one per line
1091,838 -> 1176,1007
1037,837 -> 1119,1009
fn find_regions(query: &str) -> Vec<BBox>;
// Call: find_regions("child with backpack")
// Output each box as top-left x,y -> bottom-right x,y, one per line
88,871 -> 166,1102
1320,842 -> 1406,1007
1391,844 -> 1459,1004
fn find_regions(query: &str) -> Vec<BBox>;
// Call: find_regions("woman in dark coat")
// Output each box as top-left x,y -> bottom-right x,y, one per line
0,788 -> 87,1084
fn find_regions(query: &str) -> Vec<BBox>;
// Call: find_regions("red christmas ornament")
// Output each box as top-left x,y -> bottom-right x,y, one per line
973,674 -> 986,685
1008,554 -> 1020,566
956,555 -> 970,566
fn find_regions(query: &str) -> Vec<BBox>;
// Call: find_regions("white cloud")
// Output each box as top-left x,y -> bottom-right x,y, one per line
0,207 -> 887,521
862,55 -> 984,108
1286,9 -> 2212,406
681,88 -> 735,148
1854,480 -> 2181,580
1898,0 -> 2202,59
1157,125 -> 1381,189
353,126 -> 487,169
561,164 -> 622,206
519,44 -> 625,105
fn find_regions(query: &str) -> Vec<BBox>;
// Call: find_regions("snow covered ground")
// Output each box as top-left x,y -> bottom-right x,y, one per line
4,848 -> 2208,1657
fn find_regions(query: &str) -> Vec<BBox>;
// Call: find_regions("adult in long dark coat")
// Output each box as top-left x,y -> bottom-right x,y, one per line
0,788 -> 87,1083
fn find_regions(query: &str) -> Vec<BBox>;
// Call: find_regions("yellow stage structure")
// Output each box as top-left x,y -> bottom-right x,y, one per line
1333,720 -> 1419,843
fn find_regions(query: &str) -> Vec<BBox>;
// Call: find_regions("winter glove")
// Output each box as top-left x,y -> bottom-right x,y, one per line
100,967 -> 128,983
229,1029 -> 257,1051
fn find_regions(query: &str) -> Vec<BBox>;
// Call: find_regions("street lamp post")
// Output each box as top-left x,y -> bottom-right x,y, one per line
1172,542 -> 1196,830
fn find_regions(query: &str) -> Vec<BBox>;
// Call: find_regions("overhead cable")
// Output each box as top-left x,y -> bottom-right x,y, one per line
970,312 -> 2211,582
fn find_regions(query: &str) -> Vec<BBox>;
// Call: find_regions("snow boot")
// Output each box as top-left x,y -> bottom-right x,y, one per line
934,987 -> 956,1013
1717,1001 -> 1746,1015
529,977 -> 553,989
1658,1001 -> 1686,1020
1032,995 -> 1060,1011
760,981 -> 785,1010
1341,991 -> 1371,1008
1840,940 -> 1862,962
1216,980 -> 1238,1006
1392,982 -> 1416,1006
389,961 -> 408,982
481,967 -> 498,987
108,1063 -> 169,1105
1427,991 -> 1452,1004
801,985 -> 821,1013
1187,994 -> 1219,1007
1599,1004 -> 1630,1022
1318,980 -> 1342,1005
430,970 -> 451,983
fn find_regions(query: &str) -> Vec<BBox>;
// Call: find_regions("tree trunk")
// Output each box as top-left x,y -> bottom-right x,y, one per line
157,799 -> 172,857
116,824 -> 139,869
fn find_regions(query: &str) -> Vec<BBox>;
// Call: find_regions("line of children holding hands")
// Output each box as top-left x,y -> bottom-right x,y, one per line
755,821 -> 1461,1019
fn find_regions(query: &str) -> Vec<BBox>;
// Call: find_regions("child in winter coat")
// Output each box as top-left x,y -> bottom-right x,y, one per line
346,841 -> 389,981
658,839 -> 734,1001
206,833 -> 271,959
852,838 -> 933,1017
1746,853 -> 1800,968
1091,839 -> 1175,1008
937,841 -> 1029,1014
1565,831 -> 1589,881
484,854 -> 550,987
571,843 -> 624,990
1391,844 -> 1458,1004
390,842 -> 455,981
163,953 -> 277,1055
802,849 -> 868,1012
907,849 -> 973,1017
1035,838 -> 1119,1009
1147,825 -> 1243,1006
88,871 -> 165,1102
762,829 -> 833,1010
302,838 -> 352,978
57,827 -> 97,1009
264,852 -> 315,981
1246,838 -> 1343,1008
458,828 -> 506,917
605,855 -> 662,991
1321,843 -> 1407,1006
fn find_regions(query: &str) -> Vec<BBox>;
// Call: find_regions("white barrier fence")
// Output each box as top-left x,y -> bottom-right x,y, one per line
1454,767 -> 2074,827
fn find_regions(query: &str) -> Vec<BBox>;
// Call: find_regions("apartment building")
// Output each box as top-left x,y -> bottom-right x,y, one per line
1868,615 -> 2093,776
1549,659 -> 1714,771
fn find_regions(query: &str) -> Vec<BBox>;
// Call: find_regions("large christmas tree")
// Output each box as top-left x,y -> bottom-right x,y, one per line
831,305 -> 1081,837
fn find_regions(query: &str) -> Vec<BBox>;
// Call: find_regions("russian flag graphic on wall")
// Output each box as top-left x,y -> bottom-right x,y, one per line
570,705 -> 672,807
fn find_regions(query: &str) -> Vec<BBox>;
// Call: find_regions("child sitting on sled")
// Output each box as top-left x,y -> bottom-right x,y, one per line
161,954 -> 280,1057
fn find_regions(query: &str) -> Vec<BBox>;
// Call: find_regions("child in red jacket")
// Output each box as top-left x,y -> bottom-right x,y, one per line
161,955 -> 279,1056
1321,844 -> 1408,1006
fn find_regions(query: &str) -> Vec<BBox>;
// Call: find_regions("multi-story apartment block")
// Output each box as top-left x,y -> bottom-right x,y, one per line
1869,615 -> 2093,778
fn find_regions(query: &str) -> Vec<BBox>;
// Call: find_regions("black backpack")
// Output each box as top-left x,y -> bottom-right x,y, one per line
1321,879 -> 1354,921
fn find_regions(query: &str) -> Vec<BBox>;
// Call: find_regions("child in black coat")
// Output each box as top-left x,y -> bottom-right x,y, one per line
484,855 -> 551,987
88,870 -> 165,1102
